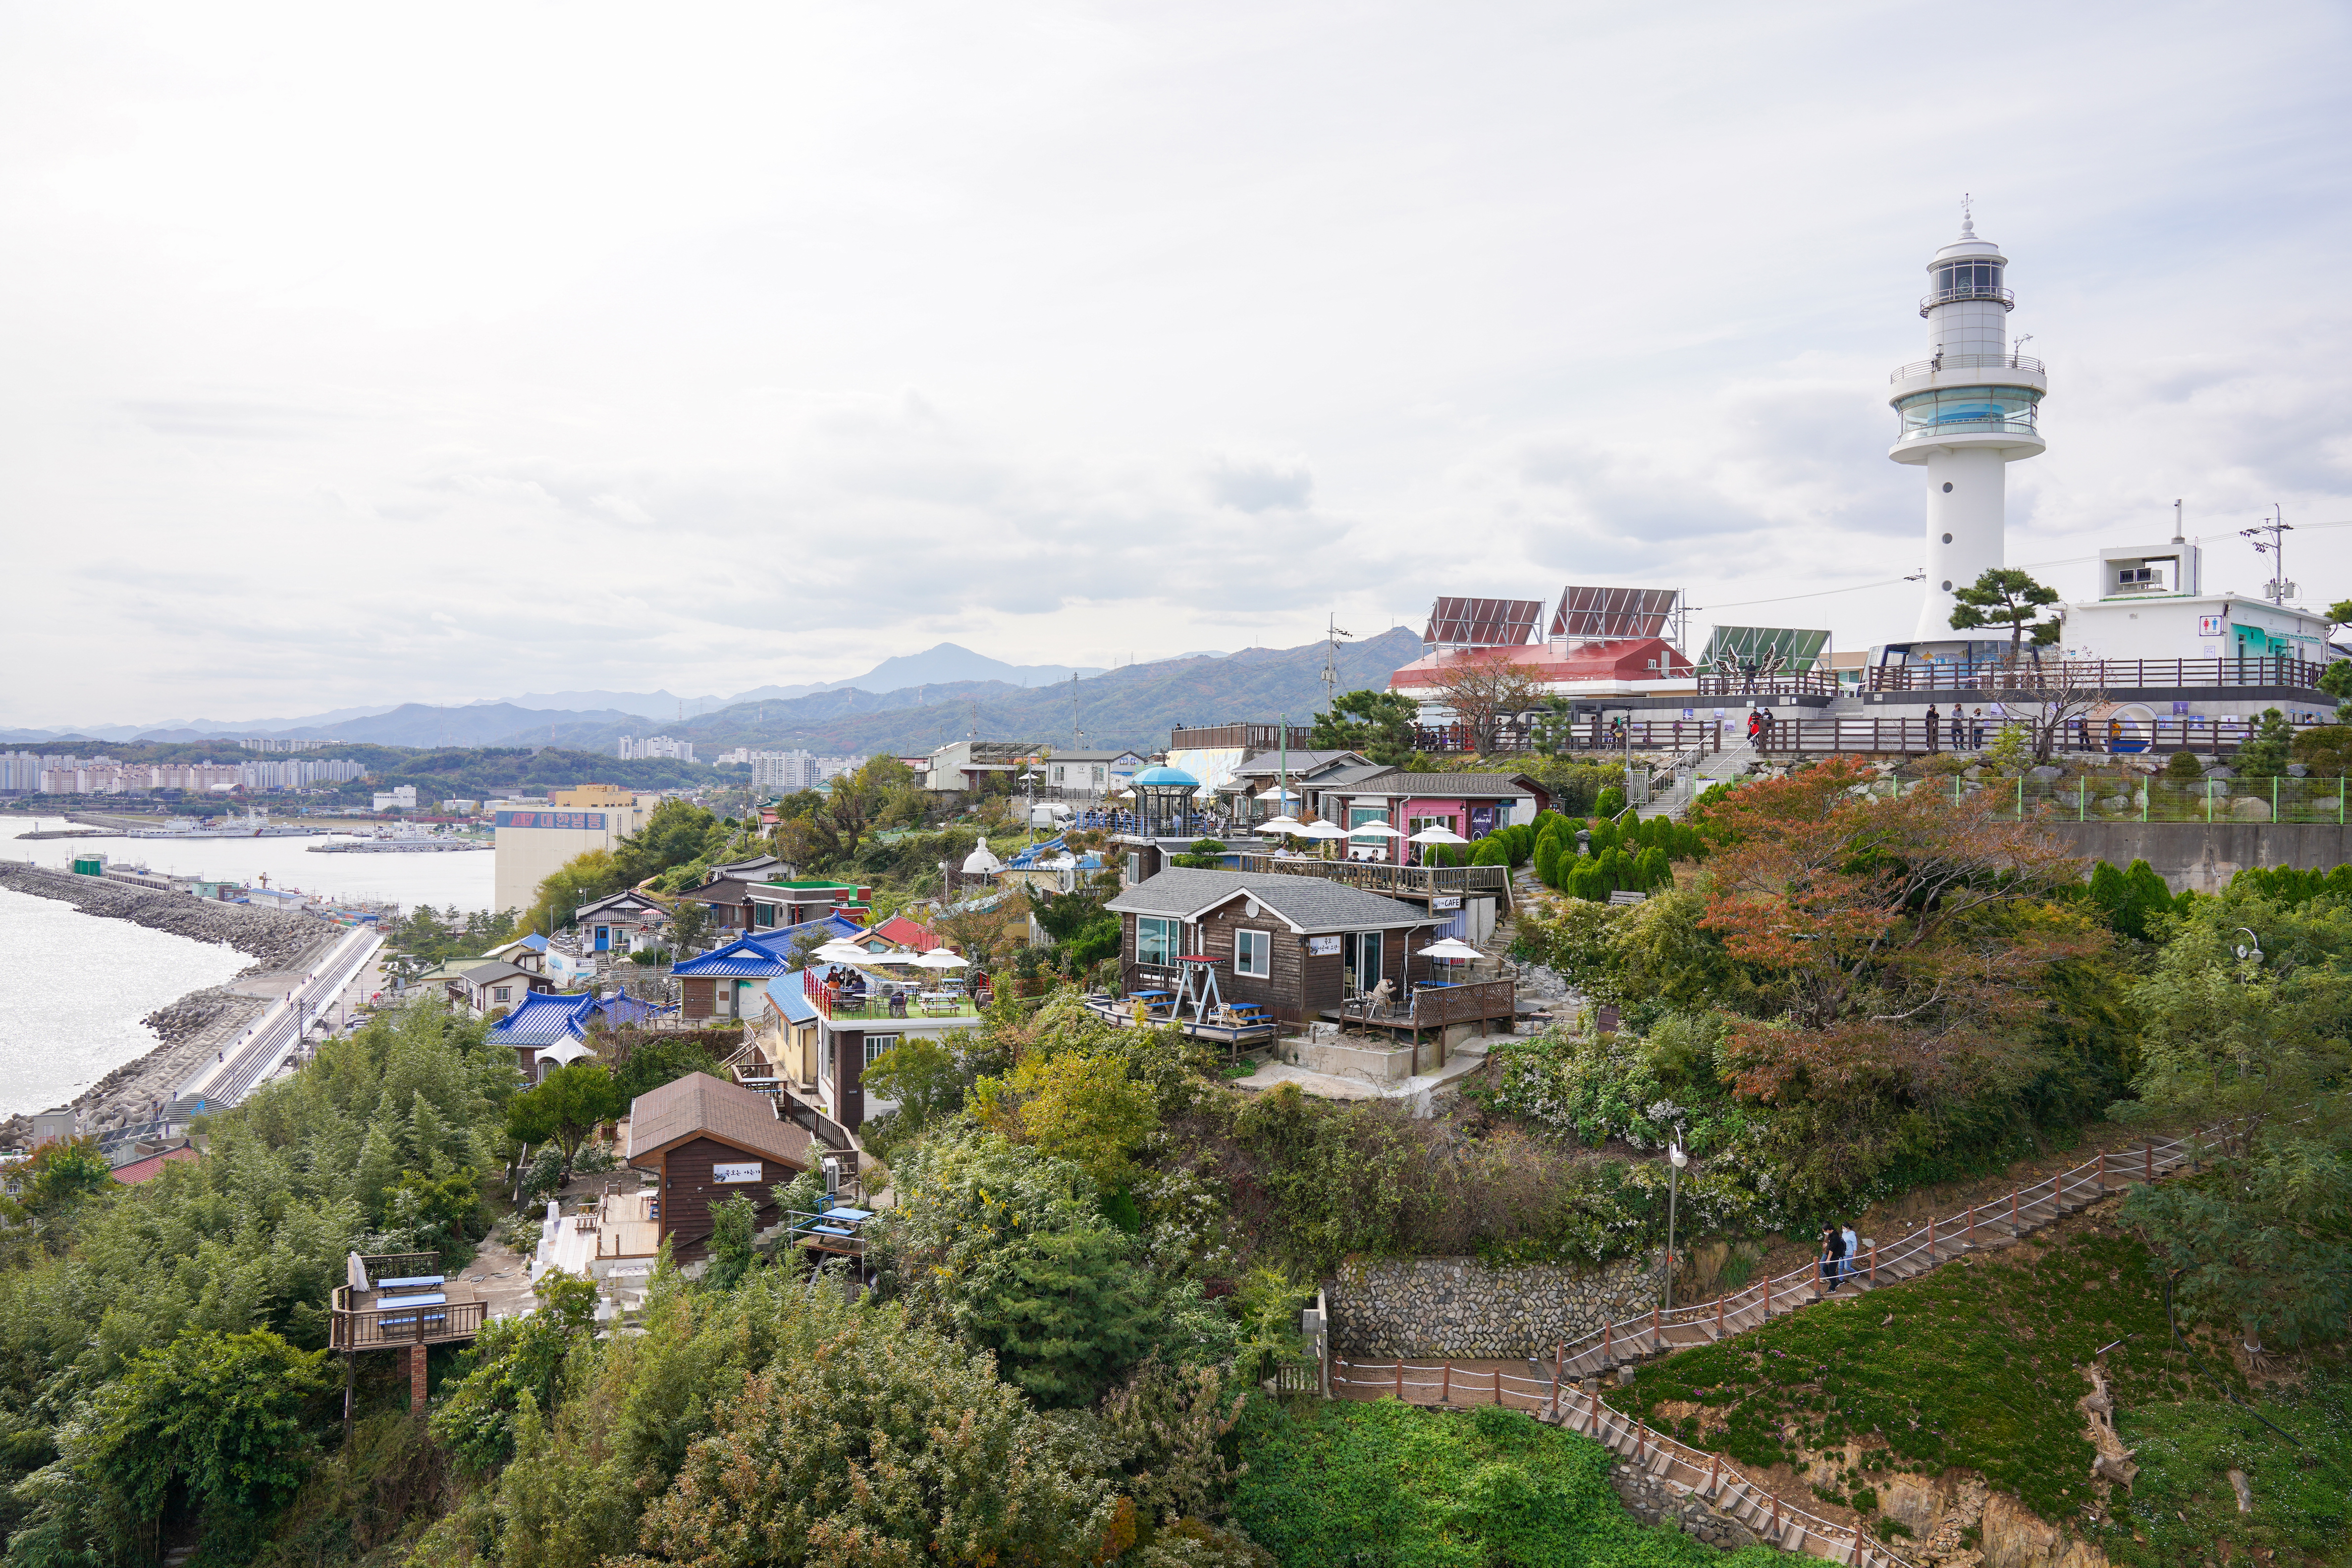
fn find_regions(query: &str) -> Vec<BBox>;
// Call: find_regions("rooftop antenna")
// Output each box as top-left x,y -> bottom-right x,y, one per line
2172,499 -> 2185,546
1959,191 -> 1975,237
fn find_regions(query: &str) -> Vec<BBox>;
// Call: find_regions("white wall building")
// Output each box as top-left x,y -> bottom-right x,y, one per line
618,735 -> 696,762
748,750 -> 860,792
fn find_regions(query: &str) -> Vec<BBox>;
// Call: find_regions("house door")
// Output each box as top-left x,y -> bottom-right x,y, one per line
1341,932 -> 1382,997
594,925 -> 611,952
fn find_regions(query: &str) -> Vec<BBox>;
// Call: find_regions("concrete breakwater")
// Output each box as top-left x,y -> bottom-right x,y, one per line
1326,1253 -> 1664,1359
0,863 -> 340,1148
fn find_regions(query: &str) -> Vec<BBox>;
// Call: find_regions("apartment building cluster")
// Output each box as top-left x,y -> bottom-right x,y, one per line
236,737 -> 336,752
617,735 -> 696,762
723,749 -> 861,792
0,752 -> 368,796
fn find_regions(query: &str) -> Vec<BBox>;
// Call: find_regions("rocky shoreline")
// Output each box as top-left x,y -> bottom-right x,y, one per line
0,862 -> 341,1149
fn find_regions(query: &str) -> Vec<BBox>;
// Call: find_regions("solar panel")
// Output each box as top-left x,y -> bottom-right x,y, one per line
1549,586 -> 1679,640
1697,626 -> 1831,671
1422,597 -> 1543,649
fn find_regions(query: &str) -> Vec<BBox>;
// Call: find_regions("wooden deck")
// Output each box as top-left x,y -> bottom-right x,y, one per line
1323,978 -> 1516,1040
1082,995 -> 1281,1047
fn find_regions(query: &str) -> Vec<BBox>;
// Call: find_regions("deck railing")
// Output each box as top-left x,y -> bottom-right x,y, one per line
328,1290 -> 487,1351
1867,655 -> 2327,694
1746,714 -> 2329,759
1229,854 -> 1511,899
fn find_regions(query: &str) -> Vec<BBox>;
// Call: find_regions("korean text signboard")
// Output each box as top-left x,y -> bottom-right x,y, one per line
712,1162 -> 763,1184
495,811 -> 608,830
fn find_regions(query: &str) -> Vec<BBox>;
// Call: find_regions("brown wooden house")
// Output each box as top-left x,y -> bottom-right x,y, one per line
1105,869 -> 1438,1026
624,1073 -> 814,1264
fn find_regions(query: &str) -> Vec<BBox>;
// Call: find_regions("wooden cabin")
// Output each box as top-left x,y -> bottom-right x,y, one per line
624,1073 -> 813,1264
1105,869 -> 1438,1027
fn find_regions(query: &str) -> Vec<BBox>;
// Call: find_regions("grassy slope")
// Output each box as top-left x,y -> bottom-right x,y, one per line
1607,1218 -> 2351,1566
1230,1397 -> 1783,1568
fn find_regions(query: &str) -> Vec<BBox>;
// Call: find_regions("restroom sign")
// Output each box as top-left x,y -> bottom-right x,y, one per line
2197,614 -> 2226,637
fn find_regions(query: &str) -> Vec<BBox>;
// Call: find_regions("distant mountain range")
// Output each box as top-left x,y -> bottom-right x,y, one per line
0,632 -> 1407,756
1,643 -> 1151,744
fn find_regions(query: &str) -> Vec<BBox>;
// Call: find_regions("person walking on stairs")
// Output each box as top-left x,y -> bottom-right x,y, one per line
1841,1222 -> 1860,1287
1818,1223 -> 1845,1291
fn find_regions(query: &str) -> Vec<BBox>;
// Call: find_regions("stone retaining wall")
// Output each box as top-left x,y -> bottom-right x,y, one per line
1608,1462 -> 1760,1552
1326,1254 -> 1663,1358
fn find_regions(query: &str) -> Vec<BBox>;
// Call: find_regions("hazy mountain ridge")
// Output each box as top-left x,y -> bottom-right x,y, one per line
7,634 -> 1398,755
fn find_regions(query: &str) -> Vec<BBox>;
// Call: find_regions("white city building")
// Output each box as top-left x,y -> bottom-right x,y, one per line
617,735 -> 697,763
1889,207 -> 2048,644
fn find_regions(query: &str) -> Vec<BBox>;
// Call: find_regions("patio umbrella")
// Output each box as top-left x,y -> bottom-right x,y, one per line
1407,823 -> 1469,867
913,947 -> 969,970
814,940 -> 875,963
1415,937 -> 1484,962
1257,814 -> 1305,835
1296,819 -> 1349,859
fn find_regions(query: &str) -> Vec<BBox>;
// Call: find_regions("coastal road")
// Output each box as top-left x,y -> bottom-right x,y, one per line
177,925 -> 382,1112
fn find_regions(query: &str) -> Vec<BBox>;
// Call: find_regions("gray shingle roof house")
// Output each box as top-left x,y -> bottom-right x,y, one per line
1106,869 -> 1429,932
1105,869 -> 1438,1025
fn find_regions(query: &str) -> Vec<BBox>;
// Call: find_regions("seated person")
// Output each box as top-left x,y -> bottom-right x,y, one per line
888,991 -> 908,1018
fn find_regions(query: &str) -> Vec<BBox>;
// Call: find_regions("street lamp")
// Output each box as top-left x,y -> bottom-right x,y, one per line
2234,927 -> 2264,965
1663,1132 -> 1689,1311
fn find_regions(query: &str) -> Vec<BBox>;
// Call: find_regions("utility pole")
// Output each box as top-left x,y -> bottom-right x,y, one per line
1321,614 -> 1352,713
1071,672 -> 1081,750
2243,505 -> 2294,605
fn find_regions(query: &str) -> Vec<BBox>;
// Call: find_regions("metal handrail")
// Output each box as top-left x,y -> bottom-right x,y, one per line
1890,353 -> 2044,382
1918,284 -> 2014,314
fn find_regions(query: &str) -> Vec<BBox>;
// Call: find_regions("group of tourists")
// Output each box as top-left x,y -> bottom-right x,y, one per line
1818,1221 -> 1864,1290
1922,703 -> 2001,752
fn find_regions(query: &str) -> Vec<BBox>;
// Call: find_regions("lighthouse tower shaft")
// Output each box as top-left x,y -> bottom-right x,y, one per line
1889,213 -> 2046,641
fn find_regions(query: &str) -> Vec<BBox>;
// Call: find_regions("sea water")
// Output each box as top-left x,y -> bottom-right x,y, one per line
0,815 -> 499,1116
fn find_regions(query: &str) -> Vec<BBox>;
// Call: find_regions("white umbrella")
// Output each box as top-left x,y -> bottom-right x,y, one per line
1257,785 -> 1302,801
1296,820 -> 1348,839
1407,823 -> 1469,867
1347,820 -> 1404,838
1416,937 -> 1484,962
1257,815 -> 1305,835
814,940 -> 874,963
913,947 -> 970,970
862,948 -> 918,964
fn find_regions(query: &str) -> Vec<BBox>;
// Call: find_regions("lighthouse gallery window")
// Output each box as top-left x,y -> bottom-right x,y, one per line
1896,384 -> 2038,438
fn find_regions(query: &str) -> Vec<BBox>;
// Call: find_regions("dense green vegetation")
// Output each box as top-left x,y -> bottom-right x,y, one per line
11,746 -> 2352,1566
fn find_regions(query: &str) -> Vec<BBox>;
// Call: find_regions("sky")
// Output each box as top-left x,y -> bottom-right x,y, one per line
5,0 -> 2350,729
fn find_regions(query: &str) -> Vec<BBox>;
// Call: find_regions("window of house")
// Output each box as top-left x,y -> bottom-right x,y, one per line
1126,852 -> 1144,883
1234,928 -> 1272,978
864,1033 -> 899,1065
1136,916 -> 1177,965
493,986 -> 510,1001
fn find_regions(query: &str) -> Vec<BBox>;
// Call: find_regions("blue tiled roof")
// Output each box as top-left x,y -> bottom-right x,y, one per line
674,937 -> 794,978
769,968 -> 817,1025
490,992 -> 596,1045
738,913 -> 864,959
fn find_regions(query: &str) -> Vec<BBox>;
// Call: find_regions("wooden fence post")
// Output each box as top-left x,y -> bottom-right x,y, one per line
1603,1320 -> 1611,1362
2145,1142 -> 2154,1183
1716,1293 -> 1726,1335
1967,1203 -> 1976,1241
1869,1245 -> 1877,1284
1926,1215 -> 1934,1254
2097,1148 -> 2106,1188
1493,1366 -> 1501,1406
1440,1360 -> 1451,1405
1552,1343 -> 1562,1410
1394,1360 -> 1403,1401
2011,1188 -> 2020,1229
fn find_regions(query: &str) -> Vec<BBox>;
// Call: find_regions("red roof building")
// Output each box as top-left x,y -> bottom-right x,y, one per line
867,914 -> 943,952
111,1146 -> 200,1185
1389,637 -> 1695,695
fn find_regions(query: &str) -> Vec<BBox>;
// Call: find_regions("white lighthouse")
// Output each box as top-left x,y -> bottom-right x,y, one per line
1890,204 -> 2047,641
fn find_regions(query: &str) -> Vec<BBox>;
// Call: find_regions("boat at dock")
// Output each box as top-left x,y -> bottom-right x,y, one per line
309,822 -> 489,853
130,809 -> 324,840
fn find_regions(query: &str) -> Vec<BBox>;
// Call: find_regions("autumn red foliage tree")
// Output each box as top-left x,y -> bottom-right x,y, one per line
1697,758 -> 2108,1164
